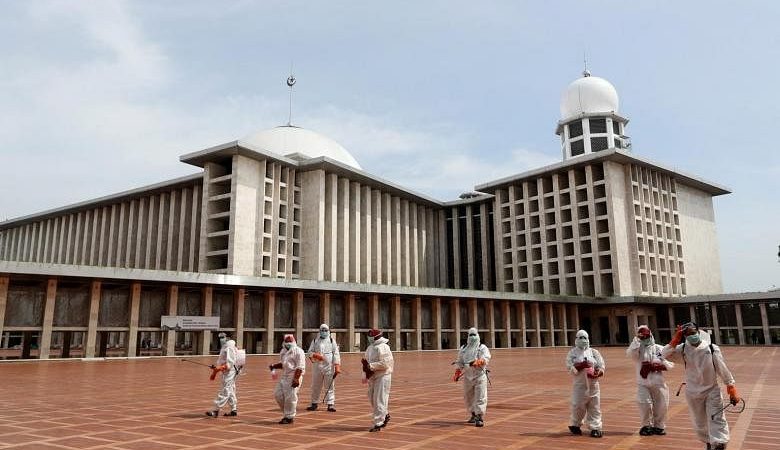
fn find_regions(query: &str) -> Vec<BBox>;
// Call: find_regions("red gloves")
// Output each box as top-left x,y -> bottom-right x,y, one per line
269,362 -> 283,370
651,362 -> 667,372
210,368 -> 219,380
587,368 -> 604,379
471,359 -> 486,369
311,352 -> 325,361
333,364 -> 341,379
361,358 -> 374,379
640,361 -> 651,379
209,364 -> 228,380
292,368 -> 303,388
727,385 -> 740,405
453,368 -> 463,382
669,325 -> 684,347
573,360 -> 592,371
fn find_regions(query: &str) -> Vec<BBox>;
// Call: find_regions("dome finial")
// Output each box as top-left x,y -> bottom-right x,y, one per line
286,63 -> 296,126
583,52 -> 590,77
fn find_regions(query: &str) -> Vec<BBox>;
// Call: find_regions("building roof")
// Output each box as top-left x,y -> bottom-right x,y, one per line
560,73 -> 620,121
473,148 -> 731,196
242,125 -> 362,170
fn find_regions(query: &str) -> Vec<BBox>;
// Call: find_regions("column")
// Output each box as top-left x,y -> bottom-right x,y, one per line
0,276 -> 8,343
199,286 -> 213,355
369,294 -> 379,329
85,281 -> 101,358
546,303 -> 554,347
412,297 -> 421,350
127,282 -> 141,357
392,295 -> 401,351
760,303 -> 770,346
264,290 -> 276,354
39,279 -> 57,359
433,297 -> 442,350
520,302 -> 527,347
532,302 -> 541,347
710,301 -> 720,345
735,304 -> 746,345
294,290 -> 304,345
559,304 -> 568,347
452,298 -> 461,347
630,308 -> 639,333
234,288 -> 245,349
165,284 -> 178,356
346,294 -> 355,352
502,301 -> 511,349
320,293 -> 331,327
485,300 -> 495,348
468,299 -> 477,330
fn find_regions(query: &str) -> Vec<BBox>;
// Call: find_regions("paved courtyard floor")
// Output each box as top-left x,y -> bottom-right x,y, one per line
0,346 -> 777,449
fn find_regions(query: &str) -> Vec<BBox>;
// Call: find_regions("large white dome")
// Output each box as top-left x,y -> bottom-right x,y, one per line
242,125 -> 361,169
560,74 -> 619,120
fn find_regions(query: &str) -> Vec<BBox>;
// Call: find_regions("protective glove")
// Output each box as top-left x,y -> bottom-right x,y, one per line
574,360 -> 592,371
361,358 -> 374,379
210,367 -> 220,381
216,364 -> 228,372
292,368 -> 303,388
587,368 -> 604,379
333,363 -> 341,379
651,362 -> 668,372
269,362 -> 283,371
471,358 -> 486,368
453,368 -> 463,382
726,385 -> 740,406
669,324 -> 684,347
640,361 -> 652,379
311,352 -> 325,361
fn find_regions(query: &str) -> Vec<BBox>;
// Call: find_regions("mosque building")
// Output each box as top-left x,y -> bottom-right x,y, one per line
0,72 -> 778,359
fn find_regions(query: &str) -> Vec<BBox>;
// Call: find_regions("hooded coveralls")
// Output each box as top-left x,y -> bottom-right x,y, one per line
456,333 -> 492,418
213,339 -> 239,412
365,336 -> 394,427
627,336 -> 671,430
662,332 -> 735,447
308,331 -> 341,406
274,343 -> 306,419
566,332 -> 605,432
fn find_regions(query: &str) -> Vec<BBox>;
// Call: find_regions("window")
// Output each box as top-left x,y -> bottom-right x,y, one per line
569,121 -> 583,138
589,118 -> 607,134
591,137 -> 609,152
571,140 -> 585,156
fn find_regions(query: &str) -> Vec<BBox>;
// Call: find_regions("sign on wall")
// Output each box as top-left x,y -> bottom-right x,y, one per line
161,316 -> 220,331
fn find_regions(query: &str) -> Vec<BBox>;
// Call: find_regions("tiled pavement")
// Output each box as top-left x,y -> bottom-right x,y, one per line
0,346 -> 777,449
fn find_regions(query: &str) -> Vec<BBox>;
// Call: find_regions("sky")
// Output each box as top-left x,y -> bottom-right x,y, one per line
0,1 -> 778,293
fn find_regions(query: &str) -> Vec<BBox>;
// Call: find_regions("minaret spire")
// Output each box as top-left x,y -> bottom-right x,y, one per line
286,64 -> 296,126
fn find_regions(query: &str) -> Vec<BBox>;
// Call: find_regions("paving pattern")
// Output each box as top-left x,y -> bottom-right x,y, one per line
0,346 -> 777,449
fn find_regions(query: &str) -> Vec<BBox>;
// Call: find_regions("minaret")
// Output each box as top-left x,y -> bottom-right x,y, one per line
556,70 -> 630,160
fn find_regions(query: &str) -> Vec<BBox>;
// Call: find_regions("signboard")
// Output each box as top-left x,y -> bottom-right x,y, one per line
161,316 -> 220,331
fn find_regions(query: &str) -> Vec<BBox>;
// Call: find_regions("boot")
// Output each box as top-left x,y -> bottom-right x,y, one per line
205,410 -> 219,417
306,403 -> 318,411
712,445 -> 726,450
327,404 -> 336,412
278,417 -> 294,424
382,414 -> 391,427
369,425 -> 382,432
223,410 -> 237,417
590,430 -> 603,438
467,413 -> 477,423
652,427 -> 666,435
568,425 -> 582,435
639,426 -> 653,436
475,415 -> 484,427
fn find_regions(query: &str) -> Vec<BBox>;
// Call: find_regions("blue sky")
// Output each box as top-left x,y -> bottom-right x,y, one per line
0,1 -> 777,293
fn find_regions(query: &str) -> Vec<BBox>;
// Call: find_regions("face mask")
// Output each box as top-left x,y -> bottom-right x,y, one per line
219,338 -> 226,346
686,334 -> 701,346
576,339 -> 588,349
640,337 -> 653,346
320,330 -> 329,338
284,342 -> 294,350
468,335 -> 479,344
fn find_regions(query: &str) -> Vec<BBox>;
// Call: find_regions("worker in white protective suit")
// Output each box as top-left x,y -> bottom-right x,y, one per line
306,323 -> 342,412
269,334 -> 306,424
362,328 -> 394,432
566,330 -> 605,438
661,322 -> 740,450
627,325 -> 673,436
206,332 -> 242,417
453,327 -> 492,427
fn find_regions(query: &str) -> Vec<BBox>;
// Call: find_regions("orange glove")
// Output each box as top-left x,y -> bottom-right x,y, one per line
292,368 -> 303,388
217,364 -> 228,372
727,385 -> 740,405
574,360 -> 592,371
312,352 -> 325,361
210,368 -> 219,380
453,368 -> 463,382
471,359 -> 486,368
669,325 -> 684,347
333,363 -> 341,379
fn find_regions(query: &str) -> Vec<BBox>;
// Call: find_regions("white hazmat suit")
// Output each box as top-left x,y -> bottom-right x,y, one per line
363,331 -> 394,431
307,324 -> 341,410
455,327 -> 491,426
662,328 -> 736,448
207,336 -> 241,417
626,326 -> 672,434
566,330 -> 605,437
273,336 -> 306,423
